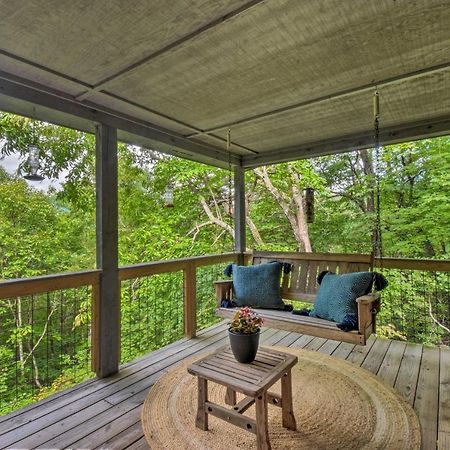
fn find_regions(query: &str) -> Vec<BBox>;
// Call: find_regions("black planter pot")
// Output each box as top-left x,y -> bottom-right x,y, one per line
228,328 -> 260,363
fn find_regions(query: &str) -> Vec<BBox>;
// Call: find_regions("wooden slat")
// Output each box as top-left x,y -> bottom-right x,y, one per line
204,401 -> 257,434
327,261 -> 338,273
304,337 -> 327,351
438,348 -> 450,449
289,334 -> 315,348
0,270 -> 101,299
339,261 -> 350,274
276,331 -> 303,347
297,260 -> 309,292
376,340 -> 407,386
124,437 -> 150,450
93,420 -> 144,450
346,335 -> 376,366
361,337 -> 391,374
414,346 -> 440,450
331,341 -> 355,359
317,339 -> 341,355
394,342 -> 422,406
69,405 -> 141,449
306,261 -> 318,294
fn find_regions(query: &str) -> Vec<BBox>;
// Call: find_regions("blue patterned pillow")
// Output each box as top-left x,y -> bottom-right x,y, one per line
310,272 -> 374,323
232,262 -> 285,309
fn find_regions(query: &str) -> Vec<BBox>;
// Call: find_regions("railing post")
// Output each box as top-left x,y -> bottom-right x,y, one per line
94,123 -> 119,377
234,164 -> 246,265
184,263 -> 197,338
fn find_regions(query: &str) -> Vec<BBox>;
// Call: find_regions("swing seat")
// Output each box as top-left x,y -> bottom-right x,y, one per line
215,251 -> 381,346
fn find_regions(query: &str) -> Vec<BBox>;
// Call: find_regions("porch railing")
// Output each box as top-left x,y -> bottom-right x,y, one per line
0,271 -> 100,415
0,252 -> 448,415
118,253 -> 236,364
374,257 -> 450,346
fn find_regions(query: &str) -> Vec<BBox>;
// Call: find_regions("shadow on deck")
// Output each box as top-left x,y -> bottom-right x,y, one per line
0,321 -> 448,450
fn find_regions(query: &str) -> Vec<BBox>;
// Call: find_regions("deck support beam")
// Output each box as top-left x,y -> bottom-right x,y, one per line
94,123 -> 120,377
234,164 -> 246,265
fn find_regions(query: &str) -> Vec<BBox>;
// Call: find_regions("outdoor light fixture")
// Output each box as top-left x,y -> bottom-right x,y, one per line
23,144 -> 44,181
304,187 -> 314,223
163,184 -> 174,208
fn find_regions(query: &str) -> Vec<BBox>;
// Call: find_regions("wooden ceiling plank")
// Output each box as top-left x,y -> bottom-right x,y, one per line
186,60 -> 450,139
75,0 -> 265,101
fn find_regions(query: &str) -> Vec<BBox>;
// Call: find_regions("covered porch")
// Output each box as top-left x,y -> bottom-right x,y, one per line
1,1 -> 450,449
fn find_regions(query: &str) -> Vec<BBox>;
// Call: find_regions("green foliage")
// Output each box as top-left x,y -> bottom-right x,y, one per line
0,111 -> 449,416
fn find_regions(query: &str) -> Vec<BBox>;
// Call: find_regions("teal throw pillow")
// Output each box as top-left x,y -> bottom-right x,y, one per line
232,262 -> 285,310
310,272 -> 374,323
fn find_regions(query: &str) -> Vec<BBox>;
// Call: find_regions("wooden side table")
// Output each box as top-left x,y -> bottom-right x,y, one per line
187,346 -> 298,450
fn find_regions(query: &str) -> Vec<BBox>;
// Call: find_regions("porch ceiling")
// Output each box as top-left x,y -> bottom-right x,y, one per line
0,0 -> 449,168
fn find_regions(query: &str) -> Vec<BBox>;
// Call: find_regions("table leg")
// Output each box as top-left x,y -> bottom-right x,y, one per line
196,377 -> 208,431
255,392 -> 271,450
225,386 -> 237,405
281,370 -> 296,430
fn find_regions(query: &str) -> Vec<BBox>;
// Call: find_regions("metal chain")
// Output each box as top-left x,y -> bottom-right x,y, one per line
373,90 -> 383,261
227,129 -> 233,252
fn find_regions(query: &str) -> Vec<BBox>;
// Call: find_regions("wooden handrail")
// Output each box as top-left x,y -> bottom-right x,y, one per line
118,252 -> 237,281
1,254 -> 449,300
374,257 -> 450,272
0,270 -> 101,299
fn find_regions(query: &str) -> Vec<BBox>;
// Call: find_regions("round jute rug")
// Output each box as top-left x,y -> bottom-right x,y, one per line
141,346 -> 421,450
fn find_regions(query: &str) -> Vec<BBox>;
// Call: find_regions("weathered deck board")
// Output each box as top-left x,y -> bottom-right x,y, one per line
414,346 -> 440,450
438,348 -> 450,450
0,321 -> 447,450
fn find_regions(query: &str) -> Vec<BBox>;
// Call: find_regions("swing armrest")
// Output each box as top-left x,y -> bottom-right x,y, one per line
356,293 -> 381,335
356,293 -> 381,310
214,280 -> 233,307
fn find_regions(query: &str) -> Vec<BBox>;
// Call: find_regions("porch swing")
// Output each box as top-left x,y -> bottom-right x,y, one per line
214,91 -> 385,346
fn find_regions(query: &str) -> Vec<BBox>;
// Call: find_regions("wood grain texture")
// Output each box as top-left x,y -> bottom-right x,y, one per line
0,322 -> 444,450
414,346 -> 440,450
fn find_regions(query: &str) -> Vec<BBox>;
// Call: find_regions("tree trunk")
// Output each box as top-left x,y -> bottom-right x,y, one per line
255,167 -> 312,252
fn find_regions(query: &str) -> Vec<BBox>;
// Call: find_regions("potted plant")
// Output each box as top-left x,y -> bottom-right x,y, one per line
228,307 -> 263,363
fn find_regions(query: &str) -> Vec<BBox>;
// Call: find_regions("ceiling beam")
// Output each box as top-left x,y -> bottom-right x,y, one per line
187,60 -> 450,139
75,0 -> 265,101
0,74 -> 241,168
242,116 -> 450,168
102,90 -> 258,155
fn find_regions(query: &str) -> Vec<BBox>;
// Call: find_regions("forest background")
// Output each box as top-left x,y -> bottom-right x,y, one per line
0,112 -> 449,413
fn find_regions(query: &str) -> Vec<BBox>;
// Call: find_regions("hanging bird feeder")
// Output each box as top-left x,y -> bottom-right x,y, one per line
163,183 -> 174,208
23,144 -> 44,181
304,187 -> 315,223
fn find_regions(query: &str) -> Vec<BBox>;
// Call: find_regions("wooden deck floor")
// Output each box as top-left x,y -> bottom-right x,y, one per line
0,321 -> 448,450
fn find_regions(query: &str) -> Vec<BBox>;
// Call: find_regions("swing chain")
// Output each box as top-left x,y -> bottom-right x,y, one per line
373,89 -> 383,260
227,129 -> 233,252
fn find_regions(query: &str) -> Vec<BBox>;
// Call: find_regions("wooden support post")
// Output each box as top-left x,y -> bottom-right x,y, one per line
184,263 -> 197,338
93,123 -> 119,378
234,164 -> 246,265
